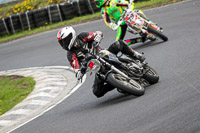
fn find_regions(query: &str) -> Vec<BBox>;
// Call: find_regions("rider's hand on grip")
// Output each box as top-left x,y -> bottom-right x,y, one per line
94,31 -> 103,43
111,23 -> 118,31
76,70 -> 84,81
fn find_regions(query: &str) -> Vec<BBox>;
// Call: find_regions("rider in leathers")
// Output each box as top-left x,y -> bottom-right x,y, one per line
57,26 -> 145,98
95,0 -> 154,45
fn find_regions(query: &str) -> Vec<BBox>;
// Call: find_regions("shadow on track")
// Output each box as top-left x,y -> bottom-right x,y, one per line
130,40 -> 166,50
96,93 -> 138,107
63,92 -> 139,115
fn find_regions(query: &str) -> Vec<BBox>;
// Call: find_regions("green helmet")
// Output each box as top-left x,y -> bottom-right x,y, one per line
94,0 -> 107,8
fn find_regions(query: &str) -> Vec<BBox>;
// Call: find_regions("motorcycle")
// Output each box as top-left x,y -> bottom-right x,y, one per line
114,0 -> 168,42
80,47 -> 159,96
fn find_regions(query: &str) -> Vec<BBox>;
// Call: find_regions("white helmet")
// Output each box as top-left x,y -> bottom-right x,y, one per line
57,26 -> 76,51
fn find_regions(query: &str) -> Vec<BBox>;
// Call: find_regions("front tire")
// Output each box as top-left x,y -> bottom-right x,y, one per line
143,65 -> 159,84
107,73 -> 145,96
147,25 -> 168,41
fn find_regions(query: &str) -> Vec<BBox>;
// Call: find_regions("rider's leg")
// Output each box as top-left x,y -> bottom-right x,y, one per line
108,40 -> 145,62
117,23 -> 147,46
116,24 -> 127,41
92,75 -> 115,98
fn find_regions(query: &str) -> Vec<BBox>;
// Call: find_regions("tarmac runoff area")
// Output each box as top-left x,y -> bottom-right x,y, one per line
0,66 -> 86,133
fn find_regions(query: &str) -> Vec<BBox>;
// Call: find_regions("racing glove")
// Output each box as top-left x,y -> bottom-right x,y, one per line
76,70 -> 84,81
75,62 -> 87,81
93,31 -> 104,47
111,23 -> 118,31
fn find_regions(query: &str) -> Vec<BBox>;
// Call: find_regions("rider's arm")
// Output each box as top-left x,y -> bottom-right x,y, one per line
67,51 -> 80,70
78,31 -> 103,48
78,32 -> 101,42
101,8 -> 117,29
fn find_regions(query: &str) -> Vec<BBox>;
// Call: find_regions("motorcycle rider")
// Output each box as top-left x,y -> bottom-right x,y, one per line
57,26 -> 145,98
94,0 -> 154,45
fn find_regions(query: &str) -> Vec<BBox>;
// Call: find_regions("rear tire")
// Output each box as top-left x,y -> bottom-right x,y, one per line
107,73 -> 145,96
143,65 -> 159,84
147,25 -> 168,41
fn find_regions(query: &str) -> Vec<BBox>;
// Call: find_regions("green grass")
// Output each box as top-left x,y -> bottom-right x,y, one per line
0,0 -> 67,18
0,0 -> 184,44
0,75 -> 35,115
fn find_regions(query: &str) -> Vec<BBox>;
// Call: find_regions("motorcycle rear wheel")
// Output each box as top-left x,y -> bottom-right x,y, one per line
107,73 -> 145,96
147,25 -> 168,41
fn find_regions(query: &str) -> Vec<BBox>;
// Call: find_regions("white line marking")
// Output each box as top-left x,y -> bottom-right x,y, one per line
26,100 -> 49,106
7,109 -> 32,115
27,92 -> 55,99
0,120 -> 12,127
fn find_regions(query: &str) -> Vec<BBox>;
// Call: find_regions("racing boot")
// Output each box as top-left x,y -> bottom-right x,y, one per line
126,48 -> 146,62
132,50 -> 145,62
122,40 -> 146,62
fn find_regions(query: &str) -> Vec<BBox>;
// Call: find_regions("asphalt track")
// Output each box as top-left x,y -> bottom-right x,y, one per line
0,0 -> 200,132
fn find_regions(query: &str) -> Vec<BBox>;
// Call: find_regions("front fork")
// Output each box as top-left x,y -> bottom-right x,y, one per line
136,24 -> 163,41
140,28 -> 155,40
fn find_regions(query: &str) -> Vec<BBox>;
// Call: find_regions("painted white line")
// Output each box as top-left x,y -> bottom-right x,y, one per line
36,78 -> 66,83
34,82 -> 66,88
26,100 -> 49,106
8,109 -> 32,115
0,66 -> 70,74
27,92 -> 55,99
7,75 -> 86,133
36,86 -> 61,91
0,120 -> 12,127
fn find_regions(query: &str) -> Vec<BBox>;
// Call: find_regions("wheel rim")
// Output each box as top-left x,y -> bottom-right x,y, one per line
113,74 -> 142,90
146,67 -> 157,76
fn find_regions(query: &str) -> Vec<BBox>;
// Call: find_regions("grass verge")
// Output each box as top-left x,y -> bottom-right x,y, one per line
0,75 -> 35,116
0,0 -> 185,44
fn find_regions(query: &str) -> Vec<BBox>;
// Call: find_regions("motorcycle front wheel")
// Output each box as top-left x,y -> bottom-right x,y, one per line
143,65 -> 159,84
147,25 -> 168,41
107,73 -> 145,96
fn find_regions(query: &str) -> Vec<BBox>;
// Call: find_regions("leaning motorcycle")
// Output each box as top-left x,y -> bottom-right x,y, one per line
80,48 -> 159,96
114,0 -> 168,42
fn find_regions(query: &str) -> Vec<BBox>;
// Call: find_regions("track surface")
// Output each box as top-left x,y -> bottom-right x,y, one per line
0,0 -> 200,132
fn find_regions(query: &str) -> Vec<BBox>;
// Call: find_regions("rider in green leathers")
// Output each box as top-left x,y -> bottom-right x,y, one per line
94,0 -> 151,45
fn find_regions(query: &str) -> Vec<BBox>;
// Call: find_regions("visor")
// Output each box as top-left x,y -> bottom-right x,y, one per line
58,33 -> 73,50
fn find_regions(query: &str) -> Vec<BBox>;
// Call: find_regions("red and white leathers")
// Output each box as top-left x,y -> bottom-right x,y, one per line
66,31 -> 115,98
67,31 -> 103,71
